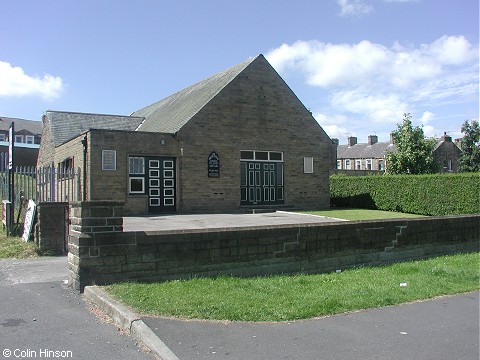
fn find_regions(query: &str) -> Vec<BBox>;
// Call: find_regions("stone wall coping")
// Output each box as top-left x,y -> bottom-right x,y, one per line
70,200 -> 126,207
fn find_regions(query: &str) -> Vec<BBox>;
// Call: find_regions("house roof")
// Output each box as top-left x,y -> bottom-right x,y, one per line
337,142 -> 396,159
0,117 -> 43,135
45,111 -> 145,147
132,55 -> 259,133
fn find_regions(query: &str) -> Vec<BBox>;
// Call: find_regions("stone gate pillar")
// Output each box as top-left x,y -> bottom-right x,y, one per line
67,201 -> 124,292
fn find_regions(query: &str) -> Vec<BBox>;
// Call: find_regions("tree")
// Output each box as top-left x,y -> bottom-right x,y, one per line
458,119 -> 480,172
386,113 -> 438,174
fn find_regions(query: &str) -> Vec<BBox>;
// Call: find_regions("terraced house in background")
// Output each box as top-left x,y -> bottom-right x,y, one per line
335,132 -> 462,174
0,116 -> 42,169
37,55 -> 335,215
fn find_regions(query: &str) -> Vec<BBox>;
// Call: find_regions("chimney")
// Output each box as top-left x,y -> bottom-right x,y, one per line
331,138 -> 339,146
390,132 -> 395,144
368,135 -> 378,145
441,132 -> 452,142
347,136 -> 357,147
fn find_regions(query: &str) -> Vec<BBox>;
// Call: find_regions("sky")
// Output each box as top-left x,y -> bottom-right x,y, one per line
1,0 -> 478,144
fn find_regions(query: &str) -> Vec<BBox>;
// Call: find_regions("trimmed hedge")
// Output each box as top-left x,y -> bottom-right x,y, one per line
330,173 -> 480,216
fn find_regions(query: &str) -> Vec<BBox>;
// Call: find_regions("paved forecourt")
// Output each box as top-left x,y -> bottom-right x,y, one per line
123,211 -> 344,232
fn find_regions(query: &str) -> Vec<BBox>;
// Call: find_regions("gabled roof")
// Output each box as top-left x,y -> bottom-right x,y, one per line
132,55 -> 259,133
45,111 -> 145,147
0,117 -> 43,135
337,142 -> 396,159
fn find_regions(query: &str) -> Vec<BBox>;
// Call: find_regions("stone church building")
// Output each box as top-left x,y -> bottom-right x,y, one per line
37,55 -> 334,215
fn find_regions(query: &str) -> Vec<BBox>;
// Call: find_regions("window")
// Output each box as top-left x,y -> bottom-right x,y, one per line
0,134 -> 6,141
304,157 -> 314,173
345,159 -> 351,170
366,159 -> 372,170
129,157 -> 145,175
129,178 -> 145,194
15,135 -> 23,143
60,157 -> 74,170
355,160 -> 361,170
336,160 -> 341,169
240,150 -> 283,162
25,135 -> 35,144
129,156 -> 145,194
378,160 -> 384,171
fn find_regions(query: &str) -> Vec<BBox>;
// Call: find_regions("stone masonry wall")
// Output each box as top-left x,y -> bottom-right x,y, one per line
35,202 -> 69,255
68,201 -> 480,292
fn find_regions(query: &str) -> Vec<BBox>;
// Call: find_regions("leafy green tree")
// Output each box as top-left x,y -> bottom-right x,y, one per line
386,113 -> 438,174
458,119 -> 480,172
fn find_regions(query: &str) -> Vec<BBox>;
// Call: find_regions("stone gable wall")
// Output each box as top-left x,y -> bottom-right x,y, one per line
177,57 -> 331,212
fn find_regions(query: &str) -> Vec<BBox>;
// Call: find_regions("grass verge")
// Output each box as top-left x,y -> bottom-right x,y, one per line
105,252 -> 479,322
0,232 -> 38,259
301,208 -> 425,221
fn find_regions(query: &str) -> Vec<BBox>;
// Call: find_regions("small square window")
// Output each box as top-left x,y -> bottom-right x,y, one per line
25,135 -> 35,144
129,177 -> 145,194
15,135 -> 23,143
129,157 -> 145,175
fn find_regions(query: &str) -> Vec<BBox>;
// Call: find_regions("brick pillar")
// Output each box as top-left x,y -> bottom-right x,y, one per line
68,201 -> 125,292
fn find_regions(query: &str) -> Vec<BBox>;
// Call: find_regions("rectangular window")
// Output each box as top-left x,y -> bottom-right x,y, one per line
240,151 -> 254,160
129,157 -> 145,174
345,160 -> 351,170
60,157 -> 74,170
336,160 -> 341,169
0,134 -> 5,141
129,177 -> 144,193
366,159 -> 372,170
304,157 -> 314,174
269,152 -> 283,161
129,156 -> 145,194
355,160 -> 361,170
241,150 -> 283,162
25,135 -> 35,144
378,160 -> 384,171
15,135 -> 23,143
255,151 -> 269,160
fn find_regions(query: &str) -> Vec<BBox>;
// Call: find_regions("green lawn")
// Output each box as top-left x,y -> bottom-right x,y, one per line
105,252 -> 479,322
301,208 -> 425,221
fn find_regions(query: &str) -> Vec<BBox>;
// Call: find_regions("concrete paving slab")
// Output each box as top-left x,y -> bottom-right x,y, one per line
123,211 -> 344,232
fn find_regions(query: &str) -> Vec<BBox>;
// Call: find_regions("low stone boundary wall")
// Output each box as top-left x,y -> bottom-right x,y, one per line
68,201 -> 479,292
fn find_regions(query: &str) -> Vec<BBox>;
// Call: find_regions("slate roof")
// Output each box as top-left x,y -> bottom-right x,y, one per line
0,117 -> 43,135
337,142 -> 396,159
45,111 -> 145,147
133,55 -> 259,133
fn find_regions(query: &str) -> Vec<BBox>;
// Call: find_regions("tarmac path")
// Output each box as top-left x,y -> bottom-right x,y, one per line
143,291 -> 480,360
0,257 -> 155,360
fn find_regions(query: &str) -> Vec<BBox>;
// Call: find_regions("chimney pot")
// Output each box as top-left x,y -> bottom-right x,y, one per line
368,135 -> 378,145
348,137 -> 357,147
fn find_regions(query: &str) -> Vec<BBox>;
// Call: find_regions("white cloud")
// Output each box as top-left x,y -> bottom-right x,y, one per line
337,0 -> 373,17
330,89 -> 407,121
0,61 -> 64,100
314,112 -> 350,139
266,35 -> 478,112
266,35 -> 478,143
267,36 -> 477,91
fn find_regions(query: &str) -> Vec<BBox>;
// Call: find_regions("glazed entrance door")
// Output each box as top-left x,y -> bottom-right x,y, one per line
240,161 -> 284,206
147,157 -> 176,213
